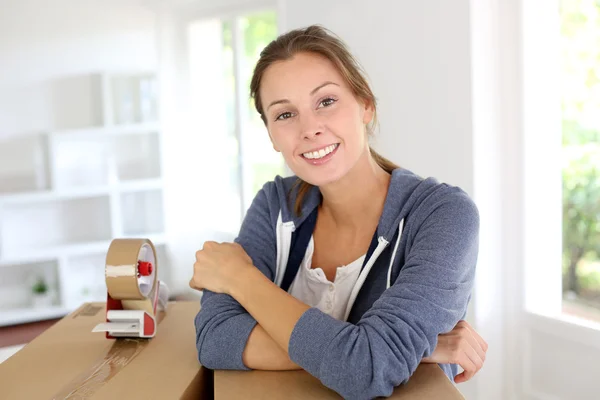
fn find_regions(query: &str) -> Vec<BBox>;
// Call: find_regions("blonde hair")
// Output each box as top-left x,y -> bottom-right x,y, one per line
250,25 -> 398,215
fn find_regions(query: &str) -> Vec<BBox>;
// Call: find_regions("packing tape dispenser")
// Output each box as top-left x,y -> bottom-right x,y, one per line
92,238 -> 169,339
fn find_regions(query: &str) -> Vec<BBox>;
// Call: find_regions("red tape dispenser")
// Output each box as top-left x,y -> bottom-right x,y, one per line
93,238 -> 168,338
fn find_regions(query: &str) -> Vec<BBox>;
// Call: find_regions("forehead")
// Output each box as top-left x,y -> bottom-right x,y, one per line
260,52 -> 345,101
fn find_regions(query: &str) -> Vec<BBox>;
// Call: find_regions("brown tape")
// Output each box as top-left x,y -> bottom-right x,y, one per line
51,312 -> 166,399
105,238 -> 157,312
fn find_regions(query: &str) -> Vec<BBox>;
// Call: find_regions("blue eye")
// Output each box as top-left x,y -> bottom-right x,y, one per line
276,112 -> 293,121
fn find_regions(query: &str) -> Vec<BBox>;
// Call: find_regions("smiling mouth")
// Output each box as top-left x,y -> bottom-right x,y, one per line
301,143 -> 339,160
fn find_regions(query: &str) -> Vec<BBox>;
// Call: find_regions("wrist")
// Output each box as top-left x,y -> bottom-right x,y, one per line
229,263 -> 260,300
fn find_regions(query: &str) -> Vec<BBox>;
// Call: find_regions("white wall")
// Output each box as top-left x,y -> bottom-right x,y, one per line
281,0 -> 474,194
0,0 -> 157,137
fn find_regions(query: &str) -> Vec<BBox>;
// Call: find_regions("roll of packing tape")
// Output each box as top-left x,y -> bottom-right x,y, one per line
105,238 -> 157,315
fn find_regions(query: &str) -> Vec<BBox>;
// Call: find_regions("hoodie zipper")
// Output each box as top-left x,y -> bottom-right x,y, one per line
343,236 -> 390,321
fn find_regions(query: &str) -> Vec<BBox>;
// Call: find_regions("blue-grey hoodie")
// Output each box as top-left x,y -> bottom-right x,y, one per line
194,168 -> 479,399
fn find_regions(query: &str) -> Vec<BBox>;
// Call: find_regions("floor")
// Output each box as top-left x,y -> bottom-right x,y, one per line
0,344 -> 24,363
0,318 -> 60,364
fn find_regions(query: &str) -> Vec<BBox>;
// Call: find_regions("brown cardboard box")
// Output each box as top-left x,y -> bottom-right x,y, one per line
1,301 -> 464,399
215,363 -> 465,399
0,301 -> 210,399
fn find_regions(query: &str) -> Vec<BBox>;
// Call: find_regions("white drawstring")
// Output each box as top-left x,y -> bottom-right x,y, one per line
386,218 -> 404,289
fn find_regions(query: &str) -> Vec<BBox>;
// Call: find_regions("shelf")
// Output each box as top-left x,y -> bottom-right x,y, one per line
50,130 -> 161,189
44,72 -> 158,131
0,70 -> 166,327
62,252 -> 108,310
0,306 -> 72,327
0,178 -> 163,204
121,189 -> 165,236
0,185 -> 111,205
0,134 -> 50,195
109,73 -> 158,125
49,122 -> 160,138
0,259 -> 60,317
1,196 -> 112,253
0,233 -> 166,266
119,178 -> 163,192
113,132 -> 161,181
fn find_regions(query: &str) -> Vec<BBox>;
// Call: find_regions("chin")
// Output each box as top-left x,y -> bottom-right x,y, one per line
295,166 -> 348,187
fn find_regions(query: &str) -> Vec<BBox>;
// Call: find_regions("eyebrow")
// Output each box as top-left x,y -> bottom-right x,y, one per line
265,81 -> 340,111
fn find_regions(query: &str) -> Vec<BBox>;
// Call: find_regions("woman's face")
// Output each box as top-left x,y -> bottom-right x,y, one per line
260,52 -> 374,187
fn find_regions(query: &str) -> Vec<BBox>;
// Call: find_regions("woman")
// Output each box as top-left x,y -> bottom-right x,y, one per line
190,25 -> 487,399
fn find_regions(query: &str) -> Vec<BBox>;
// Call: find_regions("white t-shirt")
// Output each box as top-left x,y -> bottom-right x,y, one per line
288,236 -> 365,321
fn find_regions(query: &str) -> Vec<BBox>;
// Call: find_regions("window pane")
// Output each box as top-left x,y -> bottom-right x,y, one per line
560,0 -> 600,322
188,10 -> 282,229
188,18 -> 241,234
237,11 -> 285,211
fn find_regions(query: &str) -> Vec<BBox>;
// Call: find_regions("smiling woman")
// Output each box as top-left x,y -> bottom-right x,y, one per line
191,25 -> 486,399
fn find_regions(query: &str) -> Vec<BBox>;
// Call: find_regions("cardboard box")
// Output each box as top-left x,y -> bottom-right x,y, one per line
1,301 -> 464,399
215,363 -> 464,399
0,301 -> 210,399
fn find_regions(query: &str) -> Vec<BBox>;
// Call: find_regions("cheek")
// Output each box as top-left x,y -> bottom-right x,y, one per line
330,106 -> 366,139
269,126 -> 296,153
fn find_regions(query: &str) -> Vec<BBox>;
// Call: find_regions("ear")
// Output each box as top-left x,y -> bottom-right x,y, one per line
361,99 -> 375,125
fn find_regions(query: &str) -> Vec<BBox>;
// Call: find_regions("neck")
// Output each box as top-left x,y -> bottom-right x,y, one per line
319,148 -> 391,231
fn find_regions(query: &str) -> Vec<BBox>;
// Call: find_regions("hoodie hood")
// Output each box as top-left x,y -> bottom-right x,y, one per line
276,168 -> 442,241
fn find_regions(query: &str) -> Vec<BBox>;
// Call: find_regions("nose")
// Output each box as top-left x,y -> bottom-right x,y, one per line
300,112 -> 322,141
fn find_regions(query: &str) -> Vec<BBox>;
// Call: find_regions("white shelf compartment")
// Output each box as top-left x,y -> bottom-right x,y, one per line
120,189 -> 165,236
107,73 -> 158,126
112,131 -> 161,182
62,252 -> 109,310
50,129 -> 161,190
34,72 -> 157,131
0,259 -> 60,314
0,195 -> 112,258
0,133 -> 51,195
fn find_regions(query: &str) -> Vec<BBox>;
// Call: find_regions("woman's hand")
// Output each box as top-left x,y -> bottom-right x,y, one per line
189,241 -> 254,295
421,320 -> 488,383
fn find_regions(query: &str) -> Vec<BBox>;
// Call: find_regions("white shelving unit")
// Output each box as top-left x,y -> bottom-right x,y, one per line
0,71 -> 169,327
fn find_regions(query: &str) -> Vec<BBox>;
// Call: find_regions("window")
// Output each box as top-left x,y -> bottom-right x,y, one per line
187,9 -> 285,232
560,0 -> 600,322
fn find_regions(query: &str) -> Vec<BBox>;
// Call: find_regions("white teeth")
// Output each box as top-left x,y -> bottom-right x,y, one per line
303,144 -> 338,159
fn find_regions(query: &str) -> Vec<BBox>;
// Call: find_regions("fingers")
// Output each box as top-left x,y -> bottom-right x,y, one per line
457,325 -> 486,365
454,348 -> 482,383
202,241 -> 219,250
196,241 -> 219,261
190,258 -> 203,290
189,276 -> 202,291
457,337 -> 484,383
452,321 -> 486,383
454,352 -> 477,383
457,320 -> 488,353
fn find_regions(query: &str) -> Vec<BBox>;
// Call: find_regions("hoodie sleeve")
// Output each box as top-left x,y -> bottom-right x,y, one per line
194,182 -> 278,370
287,190 -> 479,399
